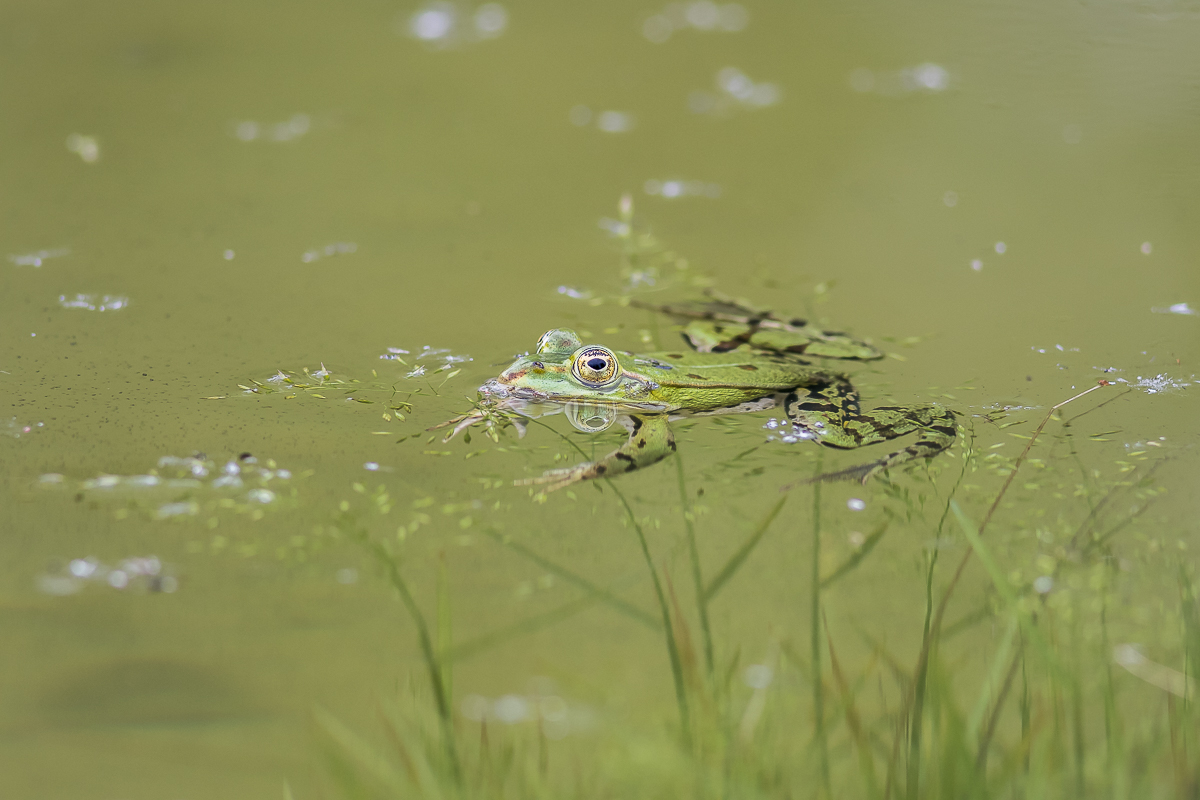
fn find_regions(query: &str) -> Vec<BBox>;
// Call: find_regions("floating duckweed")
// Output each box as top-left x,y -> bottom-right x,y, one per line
38,555 -> 175,595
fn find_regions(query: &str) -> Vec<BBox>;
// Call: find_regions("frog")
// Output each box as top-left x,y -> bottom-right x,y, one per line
433,293 -> 957,492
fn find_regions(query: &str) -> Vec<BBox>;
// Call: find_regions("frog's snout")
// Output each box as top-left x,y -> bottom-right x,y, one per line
498,365 -> 527,383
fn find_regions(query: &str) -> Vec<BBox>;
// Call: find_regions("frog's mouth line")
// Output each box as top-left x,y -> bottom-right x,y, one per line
477,379 -> 669,413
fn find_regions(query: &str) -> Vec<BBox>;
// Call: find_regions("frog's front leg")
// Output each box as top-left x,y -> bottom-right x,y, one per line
516,414 -> 675,492
783,378 -> 957,482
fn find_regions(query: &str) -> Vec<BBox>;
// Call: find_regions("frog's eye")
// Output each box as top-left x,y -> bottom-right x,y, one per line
536,329 -> 583,354
571,346 -> 619,387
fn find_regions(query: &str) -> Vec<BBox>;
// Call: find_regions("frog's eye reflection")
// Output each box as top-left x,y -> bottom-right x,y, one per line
571,347 -> 619,387
565,401 -> 617,433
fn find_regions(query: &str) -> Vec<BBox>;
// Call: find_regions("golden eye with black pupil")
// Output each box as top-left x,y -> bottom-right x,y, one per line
571,346 -> 619,387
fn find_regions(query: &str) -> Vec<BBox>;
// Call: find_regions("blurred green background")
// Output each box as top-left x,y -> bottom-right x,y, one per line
1,1 -> 1198,797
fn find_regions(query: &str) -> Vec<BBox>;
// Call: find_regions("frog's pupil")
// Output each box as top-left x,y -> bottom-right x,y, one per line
587,357 -> 607,371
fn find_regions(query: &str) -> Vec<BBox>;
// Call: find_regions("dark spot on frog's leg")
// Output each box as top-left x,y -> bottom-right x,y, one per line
615,452 -> 636,464
668,439 -> 677,451
738,364 -> 759,371
686,373 -> 709,380
637,440 -> 647,449
793,400 -> 838,413
667,353 -> 683,359
629,417 -> 644,435
594,464 -> 607,474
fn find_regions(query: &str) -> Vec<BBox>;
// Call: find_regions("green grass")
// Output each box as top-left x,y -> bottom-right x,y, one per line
307,376 -> 1200,800
302,208 -> 1190,799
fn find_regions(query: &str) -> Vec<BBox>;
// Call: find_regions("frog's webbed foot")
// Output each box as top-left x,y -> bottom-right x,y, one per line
781,382 -> 958,486
515,465 -> 596,493
514,414 -> 675,494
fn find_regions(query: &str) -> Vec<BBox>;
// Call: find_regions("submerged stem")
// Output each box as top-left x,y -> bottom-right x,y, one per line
609,479 -> 693,747
810,452 -> 832,799
676,452 -> 714,682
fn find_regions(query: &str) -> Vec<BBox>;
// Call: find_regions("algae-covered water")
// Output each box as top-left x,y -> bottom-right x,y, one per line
2,1 -> 1199,798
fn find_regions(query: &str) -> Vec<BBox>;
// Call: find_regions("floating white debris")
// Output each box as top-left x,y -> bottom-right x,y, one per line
642,2 -> 747,43
66,133 -> 100,163
233,114 -> 310,143
54,454 -> 297,519
847,498 -> 866,511
336,567 -> 359,584
1141,241 -> 1153,255
970,259 -> 983,271
994,242 -> 1007,254
849,63 -> 950,95
383,346 -> 472,371
763,417 -> 816,444
247,488 -> 275,504
596,110 -> 636,133
301,242 -> 357,263
5,418 -> 45,439
644,179 -> 722,199
943,191 -> 958,207
38,554 -> 174,595
70,558 -> 99,578
556,285 -> 592,300
1152,303 -> 1196,316
58,294 -> 129,311
567,105 -> 636,133
223,249 -> 235,260
1033,575 -> 1054,594
689,67 -> 781,117
157,501 -> 199,518
597,217 -> 631,238
8,248 -> 69,267
473,3 -> 508,37
404,2 -> 508,47
1114,374 -> 1196,395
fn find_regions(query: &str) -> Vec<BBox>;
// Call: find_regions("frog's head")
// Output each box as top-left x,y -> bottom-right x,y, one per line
479,329 -> 659,405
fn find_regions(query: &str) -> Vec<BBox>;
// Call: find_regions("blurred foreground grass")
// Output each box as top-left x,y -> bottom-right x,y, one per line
313,381 -> 1193,800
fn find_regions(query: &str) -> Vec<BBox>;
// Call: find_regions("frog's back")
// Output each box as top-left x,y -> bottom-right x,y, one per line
620,349 -> 816,411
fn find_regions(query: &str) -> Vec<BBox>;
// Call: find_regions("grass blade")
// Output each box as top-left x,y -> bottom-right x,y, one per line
703,495 -> 788,602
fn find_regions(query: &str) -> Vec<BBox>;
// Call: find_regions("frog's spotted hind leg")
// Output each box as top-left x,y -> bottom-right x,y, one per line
782,381 -> 957,484
516,414 -> 675,493
633,294 -> 884,360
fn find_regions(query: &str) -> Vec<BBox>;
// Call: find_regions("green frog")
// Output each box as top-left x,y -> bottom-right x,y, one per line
434,295 -> 956,491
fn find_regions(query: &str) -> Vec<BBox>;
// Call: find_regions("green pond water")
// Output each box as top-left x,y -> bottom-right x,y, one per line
2,1 -> 1199,797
